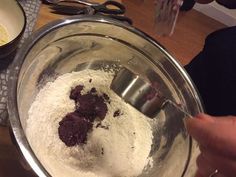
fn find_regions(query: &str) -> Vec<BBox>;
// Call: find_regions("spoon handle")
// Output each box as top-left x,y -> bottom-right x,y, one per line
162,99 -> 193,119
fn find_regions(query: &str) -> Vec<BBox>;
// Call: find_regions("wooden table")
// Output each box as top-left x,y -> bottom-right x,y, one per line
35,0 -> 225,65
0,1 -> 225,176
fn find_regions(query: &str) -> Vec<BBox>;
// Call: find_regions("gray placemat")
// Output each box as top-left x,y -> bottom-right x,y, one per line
0,0 -> 41,126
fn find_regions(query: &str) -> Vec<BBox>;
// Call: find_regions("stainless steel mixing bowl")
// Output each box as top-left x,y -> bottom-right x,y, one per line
8,15 -> 203,177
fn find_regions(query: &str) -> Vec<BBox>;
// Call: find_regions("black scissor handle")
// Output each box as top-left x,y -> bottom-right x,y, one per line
93,1 -> 126,15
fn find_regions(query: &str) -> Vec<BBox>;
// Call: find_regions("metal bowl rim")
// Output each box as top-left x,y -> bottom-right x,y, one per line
7,15 -> 204,177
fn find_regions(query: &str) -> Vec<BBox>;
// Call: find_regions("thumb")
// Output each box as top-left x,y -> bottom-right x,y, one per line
186,113 -> 236,159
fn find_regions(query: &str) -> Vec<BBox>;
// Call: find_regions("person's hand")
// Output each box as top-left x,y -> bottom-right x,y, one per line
185,113 -> 236,177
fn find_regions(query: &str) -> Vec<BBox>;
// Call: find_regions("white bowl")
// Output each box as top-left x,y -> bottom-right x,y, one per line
0,0 -> 26,66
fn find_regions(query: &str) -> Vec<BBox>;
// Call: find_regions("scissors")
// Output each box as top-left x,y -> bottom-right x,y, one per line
48,0 -> 133,24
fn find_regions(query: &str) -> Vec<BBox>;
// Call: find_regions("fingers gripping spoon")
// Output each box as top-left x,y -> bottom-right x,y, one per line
110,67 -> 192,119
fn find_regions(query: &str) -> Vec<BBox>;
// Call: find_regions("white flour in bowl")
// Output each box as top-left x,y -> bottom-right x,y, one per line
0,24 -> 8,46
26,69 -> 154,177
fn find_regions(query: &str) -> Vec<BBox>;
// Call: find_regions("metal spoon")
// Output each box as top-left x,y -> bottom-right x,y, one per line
110,67 -> 192,119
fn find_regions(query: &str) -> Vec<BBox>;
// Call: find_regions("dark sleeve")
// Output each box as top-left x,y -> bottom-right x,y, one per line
180,0 -> 196,11
184,26 -> 236,116
216,0 -> 236,9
